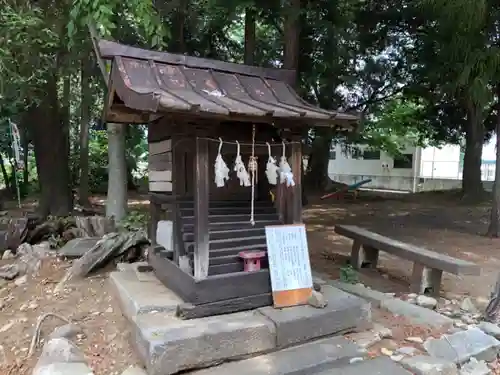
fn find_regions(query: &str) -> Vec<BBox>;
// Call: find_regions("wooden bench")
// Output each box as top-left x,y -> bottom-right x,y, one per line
334,225 -> 481,296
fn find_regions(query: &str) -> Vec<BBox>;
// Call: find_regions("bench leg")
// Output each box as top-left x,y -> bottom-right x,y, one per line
410,263 -> 443,297
351,241 -> 379,269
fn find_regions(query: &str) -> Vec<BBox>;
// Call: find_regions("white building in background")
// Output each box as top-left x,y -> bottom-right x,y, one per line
328,136 -> 497,192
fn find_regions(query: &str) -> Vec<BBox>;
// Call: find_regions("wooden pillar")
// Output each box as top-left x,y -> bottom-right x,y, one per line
194,136 -> 210,279
290,135 -> 303,223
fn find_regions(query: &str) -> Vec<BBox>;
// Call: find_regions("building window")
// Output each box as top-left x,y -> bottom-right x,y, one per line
329,150 -> 336,160
393,153 -> 413,169
351,147 -> 362,159
363,150 -> 381,160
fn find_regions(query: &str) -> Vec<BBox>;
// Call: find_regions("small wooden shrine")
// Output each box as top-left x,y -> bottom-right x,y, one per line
97,39 -> 358,318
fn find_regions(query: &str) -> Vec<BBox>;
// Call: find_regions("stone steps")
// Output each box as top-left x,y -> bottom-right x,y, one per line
108,268 -> 375,375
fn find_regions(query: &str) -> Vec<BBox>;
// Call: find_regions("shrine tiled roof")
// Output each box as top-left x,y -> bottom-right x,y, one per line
99,40 -> 359,127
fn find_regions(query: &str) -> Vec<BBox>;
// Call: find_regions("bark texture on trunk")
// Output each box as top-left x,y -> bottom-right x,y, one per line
31,75 -> 73,216
106,122 -> 128,221
462,103 -> 484,199
244,8 -> 256,65
304,132 -> 332,191
79,56 -> 92,206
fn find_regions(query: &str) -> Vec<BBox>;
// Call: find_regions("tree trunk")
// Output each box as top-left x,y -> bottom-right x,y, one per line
106,122 -> 128,221
31,75 -> 73,216
304,130 -> 333,191
0,154 -> 10,192
22,126 -> 29,187
282,0 -> 300,81
487,89 -> 500,237
462,102 -> 484,199
79,56 -> 92,207
170,0 -> 187,53
244,7 -> 256,65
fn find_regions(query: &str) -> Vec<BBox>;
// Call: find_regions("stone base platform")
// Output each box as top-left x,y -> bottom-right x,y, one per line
110,266 -> 377,375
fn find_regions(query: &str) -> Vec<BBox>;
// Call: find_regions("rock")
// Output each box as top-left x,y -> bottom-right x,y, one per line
406,337 -> 424,344
400,355 -> 458,375
33,362 -> 94,375
0,321 -> 14,333
478,322 -> 500,340
460,358 -> 491,375
35,338 -> 86,367
373,323 -> 393,339
307,290 -> 327,308
313,282 -> 322,292
106,307 -> 114,313
121,366 -> 148,375
28,302 -> 39,310
416,295 -> 438,309
349,357 -> 364,364
462,315 -> 478,325
391,354 -> 405,362
2,250 -> 14,260
58,237 -> 101,258
424,328 -> 500,364
381,348 -> 394,356
461,298 -> 479,314
49,324 -> 83,341
14,275 -> 27,286
349,331 -> 382,349
0,264 -> 19,280
455,321 -> 468,329
397,346 -> 420,356
408,293 -> 418,299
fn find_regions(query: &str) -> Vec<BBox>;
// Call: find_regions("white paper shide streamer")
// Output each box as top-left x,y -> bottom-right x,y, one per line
279,141 -> 295,187
234,141 -> 250,187
214,138 -> 230,187
265,142 -> 279,185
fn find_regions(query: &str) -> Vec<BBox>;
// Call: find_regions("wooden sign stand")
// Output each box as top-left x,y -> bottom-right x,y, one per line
265,224 -> 313,308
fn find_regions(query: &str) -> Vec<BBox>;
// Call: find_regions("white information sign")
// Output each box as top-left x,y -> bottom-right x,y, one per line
265,224 -> 313,299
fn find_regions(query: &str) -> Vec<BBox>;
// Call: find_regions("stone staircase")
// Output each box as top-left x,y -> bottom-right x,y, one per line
178,199 -> 282,275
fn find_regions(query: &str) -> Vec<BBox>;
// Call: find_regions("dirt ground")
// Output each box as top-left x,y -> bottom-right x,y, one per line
306,191 -> 500,299
1,191 -> 500,374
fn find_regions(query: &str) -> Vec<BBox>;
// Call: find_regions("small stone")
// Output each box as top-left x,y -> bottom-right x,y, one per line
391,354 -> 405,362
462,315 -> 478,325
0,321 -> 14,333
478,322 -> 500,340
407,293 -> 418,299
461,298 -> 479,313
381,348 -> 394,356
460,358 -> 491,375
19,303 -> 27,311
35,338 -> 86,366
349,331 -> 382,349
307,290 -> 327,308
401,355 -> 458,375
14,275 -> 27,286
106,307 -> 114,313
416,295 -> 438,309
2,250 -> 14,260
28,302 -> 39,310
312,282 -> 322,292
385,292 -> 396,297
49,324 -> 83,341
406,337 -> 424,344
455,320 -> 468,329
349,357 -> 364,364
397,346 -> 419,356
373,324 -> 393,339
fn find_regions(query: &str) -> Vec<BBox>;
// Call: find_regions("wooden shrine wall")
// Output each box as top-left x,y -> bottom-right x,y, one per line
148,122 -> 172,193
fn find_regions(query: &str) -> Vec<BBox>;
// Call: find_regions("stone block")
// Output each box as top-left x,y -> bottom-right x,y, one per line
400,355 -> 458,375
381,298 -> 453,327
315,356 -> 412,375
190,336 -> 366,375
328,280 -> 391,308
58,237 -> 100,258
257,285 -> 371,347
424,328 -> 500,364
132,311 -> 276,375
109,271 -> 182,321
33,362 -> 94,375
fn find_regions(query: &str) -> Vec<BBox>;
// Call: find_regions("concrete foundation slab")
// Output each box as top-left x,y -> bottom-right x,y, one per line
132,311 -> 276,375
109,271 -> 182,321
257,285 -> 371,347
189,336 -> 366,375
